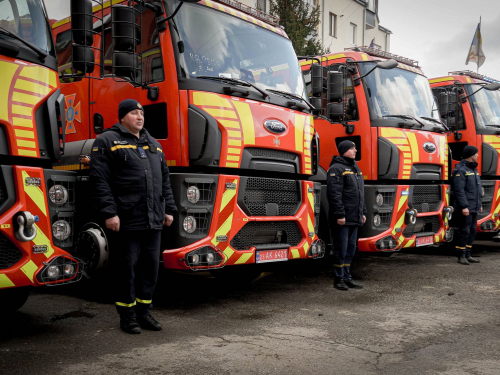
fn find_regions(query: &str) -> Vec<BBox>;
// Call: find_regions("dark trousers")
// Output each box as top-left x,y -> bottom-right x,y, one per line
331,224 -> 358,281
455,212 -> 478,256
113,230 -> 162,319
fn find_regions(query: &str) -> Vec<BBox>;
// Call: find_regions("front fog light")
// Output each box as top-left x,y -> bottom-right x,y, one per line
373,214 -> 381,227
52,220 -> 71,240
64,264 -> 75,275
187,186 -> 200,204
190,253 -> 200,264
49,185 -> 68,206
206,253 -> 214,263
311,243 -> 318,255
47,265 -> 60,279
375,193 -> 383,207
183,216 -> 197,233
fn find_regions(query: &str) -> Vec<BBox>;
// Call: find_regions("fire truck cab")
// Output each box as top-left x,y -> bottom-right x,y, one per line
301,47 -> 452,253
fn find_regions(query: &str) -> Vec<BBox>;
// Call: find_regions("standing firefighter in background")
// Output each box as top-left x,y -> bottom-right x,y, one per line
327,140 -> 367,291
452,145 -> 482,265
90,99 -> 177,334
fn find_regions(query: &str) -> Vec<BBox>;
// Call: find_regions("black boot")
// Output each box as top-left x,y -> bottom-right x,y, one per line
457,255 -> 470,265
138,314 -> 162,331
466,254 -> 480,263
344,279 -> 364,289
120,318 -> 141,334
334,279 -> 348,291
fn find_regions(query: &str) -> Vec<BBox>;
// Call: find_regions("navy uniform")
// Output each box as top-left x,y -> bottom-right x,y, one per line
327,140 -> 367,290
451,145 -> 482,265
90,100 -> 177,333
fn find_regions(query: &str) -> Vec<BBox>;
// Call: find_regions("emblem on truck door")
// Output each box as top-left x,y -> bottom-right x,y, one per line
423,142 -> 436,153
264,119 -> 287,134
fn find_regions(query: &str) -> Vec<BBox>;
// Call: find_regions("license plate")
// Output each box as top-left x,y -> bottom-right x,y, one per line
416,236 -> 434,247
256,249 -> 288,263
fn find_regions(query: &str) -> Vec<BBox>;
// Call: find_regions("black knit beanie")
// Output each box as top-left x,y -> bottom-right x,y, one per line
337,140 -> 356,156
462,145 -> 478,159
118,99 -> 143,121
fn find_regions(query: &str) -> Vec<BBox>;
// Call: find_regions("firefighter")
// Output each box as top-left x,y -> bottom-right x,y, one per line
90,99 -> 177,334
452,145 -> 482,265
327,140 -> 367,291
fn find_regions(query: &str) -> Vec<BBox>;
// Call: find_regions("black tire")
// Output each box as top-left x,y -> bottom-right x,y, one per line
210,266 -> 263,283
0,287 -> 31,313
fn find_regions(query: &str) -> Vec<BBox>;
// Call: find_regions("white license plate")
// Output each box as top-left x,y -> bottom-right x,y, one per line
256,249 -> 288,263
416,235 -> 434,247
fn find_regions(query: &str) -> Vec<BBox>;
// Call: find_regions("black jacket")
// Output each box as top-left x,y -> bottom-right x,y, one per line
90,124 -> 177,231
327,156 -> 367,226
451,159 -> 482,213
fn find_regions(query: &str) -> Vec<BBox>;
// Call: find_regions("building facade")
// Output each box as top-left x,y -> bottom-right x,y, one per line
239,0 -> 392,53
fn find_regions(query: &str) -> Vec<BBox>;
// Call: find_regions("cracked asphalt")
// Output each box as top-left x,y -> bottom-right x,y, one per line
1,241 -> 500,375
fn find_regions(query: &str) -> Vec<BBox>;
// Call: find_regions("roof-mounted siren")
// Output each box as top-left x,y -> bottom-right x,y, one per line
346,46 -> 419,68
448,70 -> 500,84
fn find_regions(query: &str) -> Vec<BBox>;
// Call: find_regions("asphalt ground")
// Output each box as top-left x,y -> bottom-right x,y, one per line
1,241 -> 500,375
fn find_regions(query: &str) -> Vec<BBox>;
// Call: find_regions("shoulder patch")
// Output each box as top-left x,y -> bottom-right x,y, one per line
113,140 -> 129,145
330,173 -> 335,176
92,147 -> 98,152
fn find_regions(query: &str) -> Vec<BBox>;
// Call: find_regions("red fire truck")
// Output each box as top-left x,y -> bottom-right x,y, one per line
52,0 -> 323,279
300,47 -> 452,253
430,71 -> 500,236
0,0 -> 82,311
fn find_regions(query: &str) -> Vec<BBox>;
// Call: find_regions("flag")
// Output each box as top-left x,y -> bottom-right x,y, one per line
369,38 -> 375,48
465,20 -> 485,69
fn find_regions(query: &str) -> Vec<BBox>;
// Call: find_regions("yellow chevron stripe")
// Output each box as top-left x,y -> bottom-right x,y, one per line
22,171 -> 47,216
33,224 -> 55,258
291,248 -> 300,258
219,179 -> 237,213
303,241 -> 310,256
0,274 -> 15,288
223,246 -> 234,260
193,91 -> 232,108
307,214 -> 314,234
234,253 -> 253,264
404,239 -> 415,248
407,132 -> 419,163
232,101 -> 255,145
21,260 -> 38,283
211,213 -> 234,247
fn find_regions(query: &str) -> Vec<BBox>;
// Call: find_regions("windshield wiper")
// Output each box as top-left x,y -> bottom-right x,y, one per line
197,76 -> 269,99
419,116 -> 450,132
0,27 -> 47,61
266,89 -> 314,111
382,114 -> 425,128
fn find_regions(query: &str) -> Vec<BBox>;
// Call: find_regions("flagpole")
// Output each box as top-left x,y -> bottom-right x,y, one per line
477,16 -> 481,73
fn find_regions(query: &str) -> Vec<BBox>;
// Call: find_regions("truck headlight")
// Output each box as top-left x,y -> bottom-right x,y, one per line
187,186 -> 200,204
375,193 -> 383,207
52,220 -> 71,240
47,265 -> 60,279
373,214 -> 381,227
49,185 -> 68,206
183,216 -> 197,233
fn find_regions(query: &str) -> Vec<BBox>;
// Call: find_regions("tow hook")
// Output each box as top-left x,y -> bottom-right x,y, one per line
14,211 -> 39,242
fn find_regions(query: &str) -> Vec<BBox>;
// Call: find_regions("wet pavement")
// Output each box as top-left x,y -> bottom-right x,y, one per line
1,241 -> 500,374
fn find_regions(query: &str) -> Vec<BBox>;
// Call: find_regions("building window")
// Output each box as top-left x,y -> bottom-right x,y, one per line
329,13 -> 337,37
350,23 -> 357,45
256,0 -> 266,13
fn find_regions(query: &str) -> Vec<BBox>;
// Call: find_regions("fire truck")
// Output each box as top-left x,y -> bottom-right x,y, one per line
430,71 -> 500,236
0,0 -> 82,311
51,0 -> 323,278
300,47 -> 452,253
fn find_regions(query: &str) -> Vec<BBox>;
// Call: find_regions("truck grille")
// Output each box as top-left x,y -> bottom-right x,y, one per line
410,186 -> 441,212
230,221 -> 302,250
0,233 -> 22,270
403,215 -> 441,238
245,148 -> 297,160
479,181 -> 495,219
243,177 -> 300,216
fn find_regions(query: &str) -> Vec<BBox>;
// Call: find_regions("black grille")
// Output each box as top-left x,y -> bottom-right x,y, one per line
243,177 -> 300,216
479,181 -> 495,219
403,215 -> 441,238
230,221 -> 302,250
245,148 -> 297,160
410,186 -> 441,212
379,212 -> 392,227
0,233 -> 22,270
379,191 -> 395,206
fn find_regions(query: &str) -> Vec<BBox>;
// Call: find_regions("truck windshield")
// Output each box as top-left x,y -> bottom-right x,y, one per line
0,0 -> 54,56
173,1 -> 307,100
466,84 -> 500,129
360,62 -> 439,123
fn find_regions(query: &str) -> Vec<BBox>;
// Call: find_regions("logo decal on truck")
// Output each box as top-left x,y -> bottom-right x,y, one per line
264,119 -> 287,134
65,94 -> 81,135
423,142 -> 436,153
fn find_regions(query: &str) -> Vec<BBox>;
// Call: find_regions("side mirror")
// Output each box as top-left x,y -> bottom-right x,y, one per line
327,71 -> 344,103
454,132 -> 462,141
327,103 -> 343,123
71,0 -> 95,74
94,113 -> 104,134
484,82 -> 500,91
311,64 -> 324,97
377,59 -> 398,70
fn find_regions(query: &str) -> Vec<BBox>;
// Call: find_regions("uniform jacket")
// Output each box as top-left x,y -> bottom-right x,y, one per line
451,159 -> 482,213
327,155 -> 367,226
90,124 -> 177,231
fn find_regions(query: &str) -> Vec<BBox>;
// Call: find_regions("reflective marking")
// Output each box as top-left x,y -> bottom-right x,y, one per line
226,162 -> 239,167
136,298 -> 152,304
227,154 -> 239,161
211,213 -> 234,247
303,241 -> 310,256
232,101 -> 255,145
428,77 -> 455,84
17,140 -> 36,148
21,260 -> 38,283
227,130 -> 241,138
110,145 -> 137,151
33,224 -> 55,258
15,129 -> 34,139
0,274 -> 15,288
295,115 -> 304,153
220,179 -> 238,212
18,149 -> 37,157
116,301 -> 136,307
204,108 -> 238,119
12,92 -> 40,105
14,79 -> 51,95
228,139 -> 242,146
404,239 -> 415,248
193,92 -> 231,108
407,132 -> 420,163
228,148 -> 240,154
219,119 -> 240,129
223,246 -> 234,260
307,214 -> 314,235
291,249 -> 300,258
22,171 -> 47,216
234,253 -> 253,264
13,117 -> 33,128
398,193 -> 408,211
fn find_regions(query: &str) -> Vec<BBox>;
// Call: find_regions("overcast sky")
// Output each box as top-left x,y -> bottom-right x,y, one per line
45,0 -> 499,80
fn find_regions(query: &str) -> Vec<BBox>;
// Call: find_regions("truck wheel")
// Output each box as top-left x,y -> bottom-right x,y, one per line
0,287 -> 31,313
210,266 -> 263,283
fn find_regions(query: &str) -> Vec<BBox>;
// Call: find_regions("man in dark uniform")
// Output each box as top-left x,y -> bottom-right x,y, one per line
90,99 -> 177,334
452,145 -> 482,265
327,140 -> 367,291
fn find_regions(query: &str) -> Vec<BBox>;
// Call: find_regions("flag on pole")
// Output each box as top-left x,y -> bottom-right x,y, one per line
465,19 -> 485,69
369,38 -> 375,48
